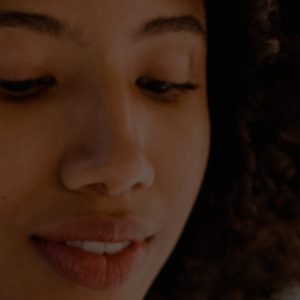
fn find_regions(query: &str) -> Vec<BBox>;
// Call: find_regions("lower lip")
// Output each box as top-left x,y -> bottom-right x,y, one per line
32,238 -> 149,290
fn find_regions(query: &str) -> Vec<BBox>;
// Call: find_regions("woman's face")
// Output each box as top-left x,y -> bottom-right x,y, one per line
0,0 -> 208,299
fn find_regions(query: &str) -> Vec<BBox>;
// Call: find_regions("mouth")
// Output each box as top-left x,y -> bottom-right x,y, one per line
30,218 -> 154,290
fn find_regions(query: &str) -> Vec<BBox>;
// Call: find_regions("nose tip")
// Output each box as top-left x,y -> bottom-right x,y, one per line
59,142 -> 155,197
84,157 -> 154,196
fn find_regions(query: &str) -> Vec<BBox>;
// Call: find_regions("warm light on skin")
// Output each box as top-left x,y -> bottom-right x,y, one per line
0,1 -> 209,299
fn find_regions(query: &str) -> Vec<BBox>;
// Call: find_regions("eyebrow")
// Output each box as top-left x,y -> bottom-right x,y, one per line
137,15 -> 206,38
0,10 -> 205,42
0,10 -> 81,41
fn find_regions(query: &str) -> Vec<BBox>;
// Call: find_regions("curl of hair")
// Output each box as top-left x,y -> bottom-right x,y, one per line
147,1 -> 300,299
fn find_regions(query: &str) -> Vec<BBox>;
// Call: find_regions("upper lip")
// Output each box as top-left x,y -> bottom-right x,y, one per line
31,216 -> 156,243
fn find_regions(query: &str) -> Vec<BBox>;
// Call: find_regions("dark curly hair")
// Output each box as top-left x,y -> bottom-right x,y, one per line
146,1 -> 300,299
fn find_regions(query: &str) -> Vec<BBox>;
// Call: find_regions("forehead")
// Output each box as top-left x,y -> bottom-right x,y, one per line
0,0 -> 205,20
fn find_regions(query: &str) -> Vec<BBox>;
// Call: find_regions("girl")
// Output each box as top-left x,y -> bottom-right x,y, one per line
0,1 -> 298,299
0,0 -> 208,299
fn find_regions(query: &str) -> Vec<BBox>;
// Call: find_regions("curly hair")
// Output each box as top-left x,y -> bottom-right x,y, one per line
146,1 -> 300,299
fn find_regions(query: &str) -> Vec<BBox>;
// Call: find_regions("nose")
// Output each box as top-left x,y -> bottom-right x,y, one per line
59,99 -> 154,197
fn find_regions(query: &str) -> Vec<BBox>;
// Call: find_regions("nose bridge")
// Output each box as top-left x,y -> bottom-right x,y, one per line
92,82 -> 139,158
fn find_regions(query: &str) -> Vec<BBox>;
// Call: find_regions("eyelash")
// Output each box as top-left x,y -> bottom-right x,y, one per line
136,77 -> 199,102
0,76 -> 199,102
0,76 -> 56,100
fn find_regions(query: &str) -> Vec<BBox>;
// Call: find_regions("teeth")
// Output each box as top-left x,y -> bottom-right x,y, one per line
104,242 -> 130,254
83,241 -> 105,255
65,241 -> 83,248
65,241 -> 131,255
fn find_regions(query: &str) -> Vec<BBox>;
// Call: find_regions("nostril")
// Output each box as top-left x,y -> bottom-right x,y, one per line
88,183 -> 108,194
132,182 -> 145,192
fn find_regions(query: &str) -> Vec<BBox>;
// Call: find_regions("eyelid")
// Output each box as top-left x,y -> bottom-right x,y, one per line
136,76 -> 199,102
0,75 -> 56,100
0,76 -> 56,85
136,76 -> 199,88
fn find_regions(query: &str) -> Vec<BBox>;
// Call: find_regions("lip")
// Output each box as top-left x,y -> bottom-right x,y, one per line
31,217 -> 155,290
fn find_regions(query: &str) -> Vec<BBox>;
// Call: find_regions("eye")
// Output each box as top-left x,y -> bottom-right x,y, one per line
136,77 -> 199,102
0,76 -> 56,100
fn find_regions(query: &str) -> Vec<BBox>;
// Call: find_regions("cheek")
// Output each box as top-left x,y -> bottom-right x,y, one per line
161,127 -> 209,217
0,129 -> 51,194
151,99 -> 210,244
0,99 -> 71,193
0,107 -> 63,227
0,132 -> 44,235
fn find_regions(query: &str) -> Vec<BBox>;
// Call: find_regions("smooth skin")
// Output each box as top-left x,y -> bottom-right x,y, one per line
0,0 -> 209,299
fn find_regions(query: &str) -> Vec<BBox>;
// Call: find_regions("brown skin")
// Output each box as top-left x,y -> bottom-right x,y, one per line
0,0 -> 209,299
